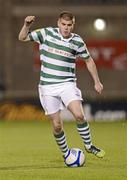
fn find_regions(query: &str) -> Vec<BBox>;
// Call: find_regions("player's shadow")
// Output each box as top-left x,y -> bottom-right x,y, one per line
0,160 -> 66,171
0,165 -> 64,171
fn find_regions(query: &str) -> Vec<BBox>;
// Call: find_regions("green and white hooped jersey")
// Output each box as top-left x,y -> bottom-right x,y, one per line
29,27 -> 90,85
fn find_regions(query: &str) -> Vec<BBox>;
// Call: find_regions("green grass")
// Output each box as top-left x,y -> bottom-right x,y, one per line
0,120 -> 127,180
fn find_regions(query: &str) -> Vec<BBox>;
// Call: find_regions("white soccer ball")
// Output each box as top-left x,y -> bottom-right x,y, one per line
65,148 -> 85,167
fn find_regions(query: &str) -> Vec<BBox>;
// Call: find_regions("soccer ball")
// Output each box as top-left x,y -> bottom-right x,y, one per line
65,148 -> 85,167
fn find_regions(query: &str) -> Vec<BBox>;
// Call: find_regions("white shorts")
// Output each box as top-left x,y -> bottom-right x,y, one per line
38,82 -> 83,115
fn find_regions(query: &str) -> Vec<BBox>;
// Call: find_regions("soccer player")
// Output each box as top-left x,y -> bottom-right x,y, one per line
19,12 -> 105,160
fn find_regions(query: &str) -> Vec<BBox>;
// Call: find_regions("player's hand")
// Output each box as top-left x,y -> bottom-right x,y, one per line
24,16 -> 35,27
94,82 -> 103,94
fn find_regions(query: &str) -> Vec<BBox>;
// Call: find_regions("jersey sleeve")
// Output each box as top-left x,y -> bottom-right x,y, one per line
28,28 -> 46,44
76,37 -> 90,60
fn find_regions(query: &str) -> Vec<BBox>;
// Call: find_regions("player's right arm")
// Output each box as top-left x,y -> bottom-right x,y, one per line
18,16 -> 35,41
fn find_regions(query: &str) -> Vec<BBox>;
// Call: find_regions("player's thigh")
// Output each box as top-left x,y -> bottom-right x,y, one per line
67,100 -> 85,119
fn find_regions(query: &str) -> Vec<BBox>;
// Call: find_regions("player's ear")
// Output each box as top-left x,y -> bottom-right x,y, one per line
57,18 -> 60,27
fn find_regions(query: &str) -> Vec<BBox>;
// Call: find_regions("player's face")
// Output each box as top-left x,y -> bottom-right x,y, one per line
58,18 -> 75,38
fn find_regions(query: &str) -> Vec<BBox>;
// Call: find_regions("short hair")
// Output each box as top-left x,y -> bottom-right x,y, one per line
59,11 -> 75,23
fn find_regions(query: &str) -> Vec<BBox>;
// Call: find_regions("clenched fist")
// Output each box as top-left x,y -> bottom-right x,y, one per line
94,82 -> 103,94
24,16 -> 35,27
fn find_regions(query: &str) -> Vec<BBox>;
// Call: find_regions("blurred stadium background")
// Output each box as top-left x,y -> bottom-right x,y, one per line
1,1 -> 127,180
0,0 -> 127,121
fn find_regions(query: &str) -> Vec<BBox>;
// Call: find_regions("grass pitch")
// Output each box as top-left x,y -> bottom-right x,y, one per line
0,120 -> 127,180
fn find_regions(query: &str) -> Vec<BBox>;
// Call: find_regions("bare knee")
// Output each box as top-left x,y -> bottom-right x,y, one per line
74,113 -> 85,123
53,122 -> 62,134
49,114 -> 63,134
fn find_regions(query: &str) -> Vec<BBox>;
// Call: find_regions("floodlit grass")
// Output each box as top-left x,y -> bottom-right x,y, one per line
0,120 -> 127,180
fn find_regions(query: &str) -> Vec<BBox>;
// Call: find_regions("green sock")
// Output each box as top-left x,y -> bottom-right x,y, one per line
54,131 -> 69,157
77,122 -> 92,149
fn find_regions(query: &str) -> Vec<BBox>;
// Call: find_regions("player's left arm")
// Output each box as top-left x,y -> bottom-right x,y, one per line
85,57 -> 103,94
